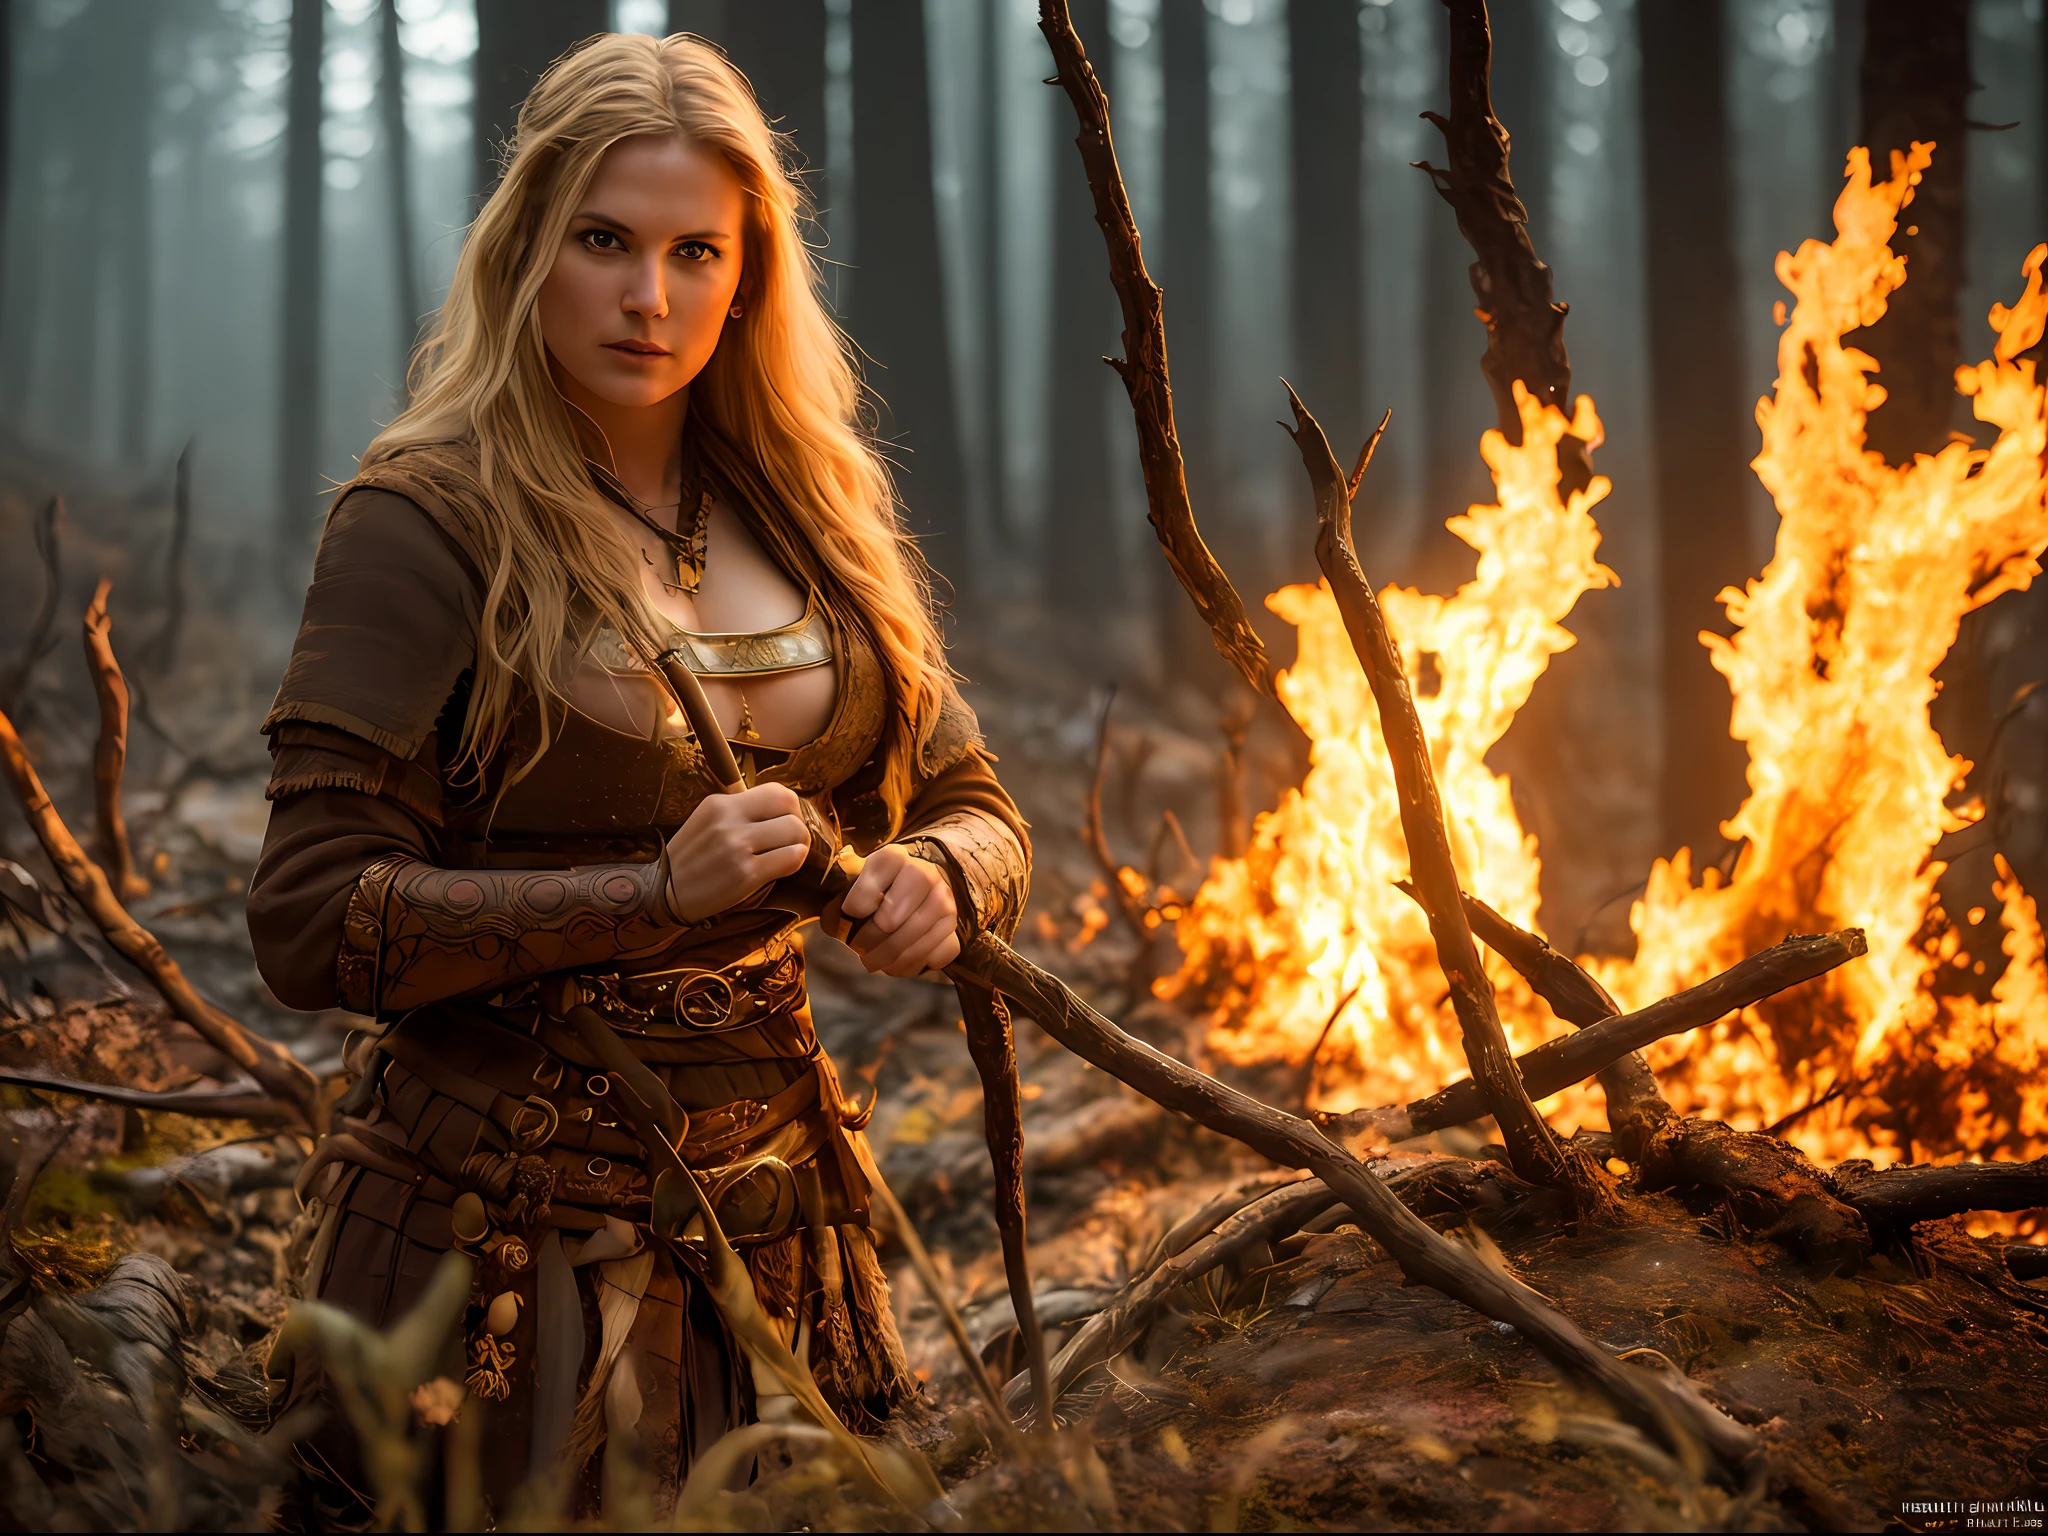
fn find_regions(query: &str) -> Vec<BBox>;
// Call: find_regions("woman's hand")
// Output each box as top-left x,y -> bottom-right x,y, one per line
829,844 -> 960,977
663,783 -> 811,921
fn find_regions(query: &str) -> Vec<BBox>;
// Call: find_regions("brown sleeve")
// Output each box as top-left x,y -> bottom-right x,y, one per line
263,485 -> 482,758
896,746 -> 1032,942
249,768 -> 438,1013
251,728 -> 685,1015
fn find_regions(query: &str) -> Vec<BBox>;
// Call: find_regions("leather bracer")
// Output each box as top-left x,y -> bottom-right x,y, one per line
336,854 -> 683,1014
899,813 -> 1030,943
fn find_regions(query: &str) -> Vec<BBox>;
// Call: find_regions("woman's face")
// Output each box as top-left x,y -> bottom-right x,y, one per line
537,134 -> 746,412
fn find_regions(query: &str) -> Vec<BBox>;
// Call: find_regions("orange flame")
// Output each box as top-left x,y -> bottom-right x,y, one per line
1170,144 -> 2048,1171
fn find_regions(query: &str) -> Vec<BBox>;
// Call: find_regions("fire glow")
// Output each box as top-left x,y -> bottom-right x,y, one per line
1166,145 -> 2048,1174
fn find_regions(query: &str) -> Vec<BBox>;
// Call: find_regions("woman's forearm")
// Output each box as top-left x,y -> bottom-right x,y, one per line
337,854 -> 682,1012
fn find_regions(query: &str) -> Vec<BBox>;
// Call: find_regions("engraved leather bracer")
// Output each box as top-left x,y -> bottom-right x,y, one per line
336,854 -> 684,1014
898,813 -> 1030,943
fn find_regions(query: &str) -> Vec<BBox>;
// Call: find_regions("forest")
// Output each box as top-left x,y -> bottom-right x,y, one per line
0,0 -> 2046,1530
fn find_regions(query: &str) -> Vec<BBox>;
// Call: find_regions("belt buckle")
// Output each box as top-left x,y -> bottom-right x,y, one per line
705,1154 -> 798,1242
674,970 -> 739,1030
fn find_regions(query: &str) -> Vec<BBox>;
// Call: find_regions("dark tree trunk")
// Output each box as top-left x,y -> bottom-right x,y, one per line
668,0 -> 727,44
723,1 -> 827,204
979,2 -> 1010,552
278,0 -> 325,580
1640,0 -> 1753,864
473,1 -> 607,197
848,1 -> 968,584
1289,0 -> 1363,454
0,0 -> 10,325
112,10 -> 155,465
1158,0 -> 1220,669
1856,0 -> 1969,464
1044,0 -> 1119,617
379,0 -> 422,380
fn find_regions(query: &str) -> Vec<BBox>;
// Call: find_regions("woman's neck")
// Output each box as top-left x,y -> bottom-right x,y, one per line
553,365 -> 692,519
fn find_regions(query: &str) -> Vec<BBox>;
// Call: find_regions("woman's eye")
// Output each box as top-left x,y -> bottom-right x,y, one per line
580,229 -> 625,252
675,240 -> 716,262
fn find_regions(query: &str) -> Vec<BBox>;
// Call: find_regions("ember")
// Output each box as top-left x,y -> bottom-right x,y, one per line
1170,144 -> 2048,1179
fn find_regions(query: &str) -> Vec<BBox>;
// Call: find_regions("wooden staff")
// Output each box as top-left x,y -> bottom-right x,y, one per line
650,646 -> 1055,1428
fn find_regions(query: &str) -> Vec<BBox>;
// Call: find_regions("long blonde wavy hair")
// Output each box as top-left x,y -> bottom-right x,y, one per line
363,32 -> 945,828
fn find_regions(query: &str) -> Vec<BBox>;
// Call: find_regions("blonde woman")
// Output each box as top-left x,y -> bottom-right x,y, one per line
248,32 -> 1028,1514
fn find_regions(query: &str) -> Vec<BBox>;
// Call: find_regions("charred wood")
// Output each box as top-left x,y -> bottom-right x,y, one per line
1415,0 -> 1589,496
1832,1155 -> 2048,1236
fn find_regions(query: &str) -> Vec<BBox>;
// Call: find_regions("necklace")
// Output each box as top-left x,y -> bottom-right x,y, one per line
620,480 -> 711,596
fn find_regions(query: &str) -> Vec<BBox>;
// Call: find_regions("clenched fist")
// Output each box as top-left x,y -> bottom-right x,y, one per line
662,782 -> 810,921
827,843 -> 960,977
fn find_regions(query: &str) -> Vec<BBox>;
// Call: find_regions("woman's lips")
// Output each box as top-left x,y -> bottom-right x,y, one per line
605,340 -> 671,359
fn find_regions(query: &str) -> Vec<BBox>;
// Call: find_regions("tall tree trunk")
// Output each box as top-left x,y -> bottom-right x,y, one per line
1486,0 -> 1546,238
1288,0 -> 1363,457
112,9 -> 155,466
724,1 -> 827,203
1158,0 -> 1219,669
473,1 -> 607,197
848,1 -> 968,585
379,0 -> 422,383
1640,0 -> 1752,864
278,0 -> 325,582
1856,0 -> 1969,464
1044,0 -> 1119,618
979,1 -> 1010,553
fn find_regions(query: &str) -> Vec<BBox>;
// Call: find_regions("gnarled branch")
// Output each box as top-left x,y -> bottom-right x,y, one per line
81,581 -> 148,902
1038,0 -> 1277,702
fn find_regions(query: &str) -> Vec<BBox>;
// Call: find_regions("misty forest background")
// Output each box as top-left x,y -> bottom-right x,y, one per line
0,0 -> 2044,948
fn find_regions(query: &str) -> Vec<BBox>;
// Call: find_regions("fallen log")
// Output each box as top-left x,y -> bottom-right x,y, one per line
0,706 -> 318,1123
1833,1155 -> 2048,1233
1322,929 -> 1868,1143
1286,390 -> 1619,1216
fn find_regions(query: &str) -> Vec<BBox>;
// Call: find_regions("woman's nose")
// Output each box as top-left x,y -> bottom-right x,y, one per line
623,257 -> 669,320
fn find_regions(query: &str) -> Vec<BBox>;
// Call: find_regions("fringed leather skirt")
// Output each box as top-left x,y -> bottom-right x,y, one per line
279,916 -> 917,1519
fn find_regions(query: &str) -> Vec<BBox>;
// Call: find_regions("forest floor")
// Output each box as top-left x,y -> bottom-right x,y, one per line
2,614 -> 2046,1530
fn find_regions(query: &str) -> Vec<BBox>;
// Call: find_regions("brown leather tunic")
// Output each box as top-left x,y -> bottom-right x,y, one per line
249,432 -> 1029,1515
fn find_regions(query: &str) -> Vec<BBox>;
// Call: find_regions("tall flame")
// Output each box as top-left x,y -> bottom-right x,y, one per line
1169,145 -> 2048,1169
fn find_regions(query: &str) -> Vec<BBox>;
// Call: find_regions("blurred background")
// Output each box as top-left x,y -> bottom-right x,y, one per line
0,0 -> 2043,941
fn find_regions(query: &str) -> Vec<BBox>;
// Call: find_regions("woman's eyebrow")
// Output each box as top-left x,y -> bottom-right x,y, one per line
571,210 -> 733,242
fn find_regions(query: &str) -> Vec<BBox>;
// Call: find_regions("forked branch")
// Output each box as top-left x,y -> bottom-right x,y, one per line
1283,389 -> 1615,1215
1038,0 -> 1278,702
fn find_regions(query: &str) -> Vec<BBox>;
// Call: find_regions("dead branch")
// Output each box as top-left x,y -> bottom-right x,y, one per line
1037,0 -> 1278,703
1442,886 -> 1667,1117
1284,391 -> 1616,1214
1833,1156 -> 2048,1234
1003,1177 -> 1338,1417
0,498 -> 64,715
0,1065 -> 301,1124
0,706 -> 318,1122
955,978 -> 1054,1430
80,581 -> 148,902
1140,1171 -> 1309,1273
953,932 -> 1761,1478
1415,0 -> 1591,495
1336,929 -> 1869,1142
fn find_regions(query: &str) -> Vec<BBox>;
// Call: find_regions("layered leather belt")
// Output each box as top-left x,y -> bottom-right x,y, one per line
568,936 -> 805,1035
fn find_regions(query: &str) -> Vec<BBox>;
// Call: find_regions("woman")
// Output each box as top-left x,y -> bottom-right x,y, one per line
247,32 -> 1028,1515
